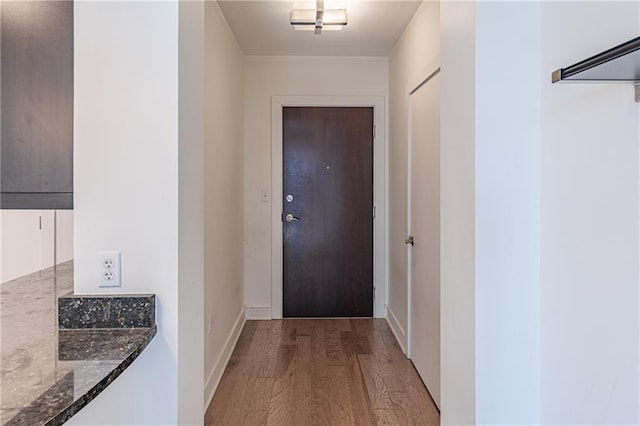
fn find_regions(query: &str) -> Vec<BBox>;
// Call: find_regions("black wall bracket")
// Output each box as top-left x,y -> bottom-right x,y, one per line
552,36 -> 640,102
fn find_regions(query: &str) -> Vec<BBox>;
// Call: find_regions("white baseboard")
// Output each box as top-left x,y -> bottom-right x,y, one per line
385,305 -> 407,354
245,305 -> 272,320
204,308 -> 246,412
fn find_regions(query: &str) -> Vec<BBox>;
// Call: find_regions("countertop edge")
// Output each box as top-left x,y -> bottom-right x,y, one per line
47,325 -> 158,426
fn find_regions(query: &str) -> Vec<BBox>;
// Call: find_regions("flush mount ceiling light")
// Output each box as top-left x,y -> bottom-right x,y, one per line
290,0 -> 347,35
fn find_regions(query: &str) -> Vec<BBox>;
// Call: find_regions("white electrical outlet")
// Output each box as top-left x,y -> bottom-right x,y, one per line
98,251 -> 121,288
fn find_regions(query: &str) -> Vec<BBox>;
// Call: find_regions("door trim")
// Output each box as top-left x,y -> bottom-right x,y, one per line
271,96 -> 387,319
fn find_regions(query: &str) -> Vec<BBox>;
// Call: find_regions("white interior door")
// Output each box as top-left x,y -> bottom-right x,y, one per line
409,70 -> 441,408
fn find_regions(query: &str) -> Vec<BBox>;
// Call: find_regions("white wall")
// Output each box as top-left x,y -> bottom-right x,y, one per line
440,1 -> 639,424
475,2 -> 541,423
203,0 -> 246,409
73,1 -> 183,423
0,210 -> 74,283
440,2 -> 476,423
74,2 -> 244,423
440,1 -> 542,423
540,2 -> 639,423
388,0 -> 440,350
178,1 -> 205,424
243,56 -> 388,315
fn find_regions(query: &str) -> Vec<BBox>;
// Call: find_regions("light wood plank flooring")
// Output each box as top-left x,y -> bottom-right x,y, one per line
205,319 -> 440,426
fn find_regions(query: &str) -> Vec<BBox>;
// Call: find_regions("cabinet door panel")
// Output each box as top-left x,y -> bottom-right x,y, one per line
1,1 -> 73,209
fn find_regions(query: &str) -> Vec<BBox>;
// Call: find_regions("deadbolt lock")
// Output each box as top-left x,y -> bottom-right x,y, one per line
405,236 -> 415,246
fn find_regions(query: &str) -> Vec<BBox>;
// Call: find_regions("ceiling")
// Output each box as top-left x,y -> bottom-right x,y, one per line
217,1 -> 423,57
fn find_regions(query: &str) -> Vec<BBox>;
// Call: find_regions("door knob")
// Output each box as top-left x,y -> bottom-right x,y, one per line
405,235 -> 414,246
285,213 -> 300,223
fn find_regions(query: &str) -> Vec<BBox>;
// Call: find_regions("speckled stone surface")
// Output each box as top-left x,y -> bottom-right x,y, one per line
58,294 -> 155,329
0,262 -> 157,426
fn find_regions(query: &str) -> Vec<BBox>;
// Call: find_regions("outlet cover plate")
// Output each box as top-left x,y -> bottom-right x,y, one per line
98,251 -> 121,288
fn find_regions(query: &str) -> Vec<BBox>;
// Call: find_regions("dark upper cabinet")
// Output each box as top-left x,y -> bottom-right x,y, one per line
1,1 -> 73,209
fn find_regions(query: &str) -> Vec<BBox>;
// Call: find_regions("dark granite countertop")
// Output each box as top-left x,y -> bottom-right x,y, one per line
0,262 -> 157,425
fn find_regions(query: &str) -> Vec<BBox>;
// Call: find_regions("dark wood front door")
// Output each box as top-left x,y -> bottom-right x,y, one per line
283,107 -> 374,317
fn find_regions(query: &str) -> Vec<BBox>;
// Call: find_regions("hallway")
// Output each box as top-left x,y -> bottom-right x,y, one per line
205,319 -> 440,425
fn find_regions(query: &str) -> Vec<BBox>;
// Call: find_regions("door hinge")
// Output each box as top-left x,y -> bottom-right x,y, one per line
39,216 -> 42,230
373,286 -> 376,300
373,125 -> 376,139
373,205 -> 376,219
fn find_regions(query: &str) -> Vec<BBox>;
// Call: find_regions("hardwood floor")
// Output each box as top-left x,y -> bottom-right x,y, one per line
205,319 -> 440,426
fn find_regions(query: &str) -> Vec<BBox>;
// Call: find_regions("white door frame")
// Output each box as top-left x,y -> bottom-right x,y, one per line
406,66 -> 440,358
271,96 -> 387,319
